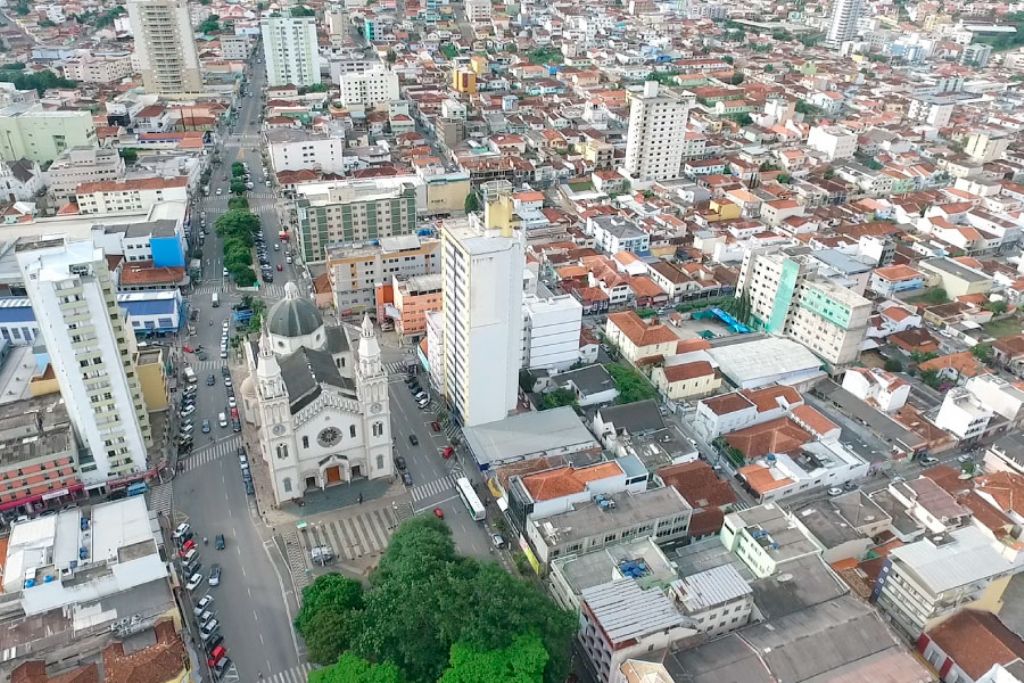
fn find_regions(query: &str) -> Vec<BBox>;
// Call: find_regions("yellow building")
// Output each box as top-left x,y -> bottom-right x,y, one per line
136,346 -> 170,412
704,198 -> 741,223
605,311 -> 679,364
651,360 -> 722,400
425,173 -> 472,214
29,364 -> 61,398
470,54 -> 489,75
452,68 -> 477,93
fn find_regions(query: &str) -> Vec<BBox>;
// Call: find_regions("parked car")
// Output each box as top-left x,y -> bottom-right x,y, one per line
433,507 -> 444,519
431,421 -> 441,432
186,573 -> 204,591
203,634 -> 224,655
193,595 -> 214,615
402,472 -> 413,486
491,533 -> 506,549
202,420 -> 211,434
394,456 -> 407,470
209,564 -> 222,586
207,645 -> 228,668
173,523 -> 192,541
213,656 -> 232,678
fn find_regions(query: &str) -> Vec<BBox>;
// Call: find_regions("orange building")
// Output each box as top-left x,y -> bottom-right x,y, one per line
392,273 -> 443,340
0,396 -> 82,513
452,68 -> 477,93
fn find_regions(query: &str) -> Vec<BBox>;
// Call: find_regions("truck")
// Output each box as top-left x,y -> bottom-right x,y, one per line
212,292 -> 220,308
233,309 -> 253,325
183,367 -> 198,384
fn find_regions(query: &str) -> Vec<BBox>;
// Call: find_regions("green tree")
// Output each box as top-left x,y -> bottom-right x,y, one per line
387,49 -> 398,63
311,653 -> 402,683
0,63 -> 25,71
231,161 -> 245,177
305,608 -> 362,665
230,179 -> 247,195
440,633 -> 548,683
884,358 -> 903,373
299,82 -> 329,94
119,148 -> 138,165
197,15 -> 220,33
291,5 -> 316,16
985,299 -> 1008,315
540,388 -> 577,411
605,363 -> 658,404
730,72 -> 745,85
215,210 -> 260,242
13,0 -> 29,15
919,369 -> 941,389
464,192 -> 480,213
232,266 -> 257,287
971,344 -> 993,363
922,287 -> 949,305
38,18 -> 56,27
295,573 -> 365,636
227,196 -> 249,211
0,68 -> 77,95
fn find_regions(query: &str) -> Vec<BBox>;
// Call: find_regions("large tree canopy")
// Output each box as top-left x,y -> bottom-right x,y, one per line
297,517 -> 574,683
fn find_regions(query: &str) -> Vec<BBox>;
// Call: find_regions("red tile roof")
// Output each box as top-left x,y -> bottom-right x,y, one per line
928,610 -> 1024,680
76,176 -> 188,195
658,460 -> 736,509
103,620 -> 187,683
607,311 -> 678,348
662,361 -> 715,382
119,261 -> 185,286
726,417 -> 812,458
521,462 -> 624,501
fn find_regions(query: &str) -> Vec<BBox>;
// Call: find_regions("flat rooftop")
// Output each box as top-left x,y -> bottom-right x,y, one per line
922,257 -> 990,283
706,337 -> 823,386
463,406 -> 599,468
537,486 -> 690,548
729,504 -> 822,564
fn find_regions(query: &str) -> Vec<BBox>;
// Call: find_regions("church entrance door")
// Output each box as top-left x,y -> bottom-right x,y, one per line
304,476 -> 317,489
351,465 -> 362,478
325,466 -> 342,484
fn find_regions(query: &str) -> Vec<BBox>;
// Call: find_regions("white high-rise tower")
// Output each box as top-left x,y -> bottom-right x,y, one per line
826,0 -> 863,47
439,218 -> 524,427
261,14 -> 320,87
127,0 -> 203,95
17,238 -> 152,486
624,81 -> 694,183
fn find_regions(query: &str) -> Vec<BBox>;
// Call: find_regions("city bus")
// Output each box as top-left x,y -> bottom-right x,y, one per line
455,477 -> 485,521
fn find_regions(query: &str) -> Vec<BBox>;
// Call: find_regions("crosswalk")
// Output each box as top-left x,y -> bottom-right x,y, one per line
282,529 -> 311,591
385,361 -> 412,375
179,435 -> 243,472
265,662 -> 317,683
259,284 -> 288,299
301,506 -> 399,561
410,474 -> 456,504
147,481 -> 173,517
186,359 -> 233,372
192,285 -> 225,295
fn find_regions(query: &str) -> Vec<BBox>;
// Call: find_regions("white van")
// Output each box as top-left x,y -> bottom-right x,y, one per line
218,412 -> 228,428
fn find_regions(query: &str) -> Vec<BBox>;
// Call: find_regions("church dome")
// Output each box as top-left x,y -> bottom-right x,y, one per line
266,282 -> 323,338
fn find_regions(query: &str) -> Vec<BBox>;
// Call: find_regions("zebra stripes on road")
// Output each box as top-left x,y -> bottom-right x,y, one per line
384,361 -> 412,375
264,663 -> 316,683
258,284 -> 288,299
301,507 -> 399,561
146,482 -> 173,517
178,435 -> 243,472
409,474 -> 456,504
185,359 -> 232,372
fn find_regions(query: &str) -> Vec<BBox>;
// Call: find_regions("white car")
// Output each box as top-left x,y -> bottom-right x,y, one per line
228,396 -> 237,408
827,487 -> 844,497
186,573 -> 204,591
215,188 -> 223,196
193,595 -> 214,615
173,523 -> 192,541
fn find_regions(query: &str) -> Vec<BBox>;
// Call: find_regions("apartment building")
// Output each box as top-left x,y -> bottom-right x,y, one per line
74,176 -> 189,215
964,132 -> 1009,163
220,35 -> 251,61
391,273 -> 442,339
267,130 -> 347,175
329,236 -> 441,313
736,248 -> 871,366
624,81 -> 694,182
261,14 -> 319,87
439,218 -> 524,427
464,0 -> 493,22
0,104 -> 97,164
338,68 -> 401,108
45,147 -> 126,201
0,396 -> 80,511
295,181 -> 418,263
806,125 -> 857,160
17,239 -> 152,487
127,0 -> 203,95
62,52 -> 134,84
875,526 -> 1024,638
826,0 -> 863,46
522,291 -> 583,372
935,387 -> 993,441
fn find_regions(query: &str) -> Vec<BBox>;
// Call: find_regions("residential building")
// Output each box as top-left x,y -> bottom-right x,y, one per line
935,387 -> 992,442
651,360 -> 721,400
906,96 -> 955,128
965,132 -> 1009,163
736,249 -> 871,366
550,366 -> 620,407
295,181 -> 418,263
45,147 -> 126,201
331,236 -> 441,313
963,374 -> 1024,429
604,311 -> 678,364
127,0 -> 203,95
338,68 -> 401,108
669,565 -> 754,637
17,238 -> 152,487
267,129 -> 347,175
0,395 -> 79,514
261,14 -> 319,87
624,82 -> 694,182
918,610 -> 1024,683
0,104 -> 97,164
523,291 -> 583,371
693,384 -> 804,440
842,367 -> 910,413
720,504 -> 822,578
134,344 -> 169,412
807,125 -> 857,160
74,176 -> 189,215
868,264 -> 926,297
390,273 -> 442,339
826,0 -> 863,46
220,34 -> 252,61
589,215 -> 651,254
875,525 -> 1024,638
579,579 -> 695,683
464,0 -> 493,23
62,52 -> 134,84
984,433 -> 1024,476
0,159 -> 43,202
439,218 -> 524,427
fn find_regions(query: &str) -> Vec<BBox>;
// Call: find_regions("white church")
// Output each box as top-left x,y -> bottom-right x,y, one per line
241,283 -> 393,504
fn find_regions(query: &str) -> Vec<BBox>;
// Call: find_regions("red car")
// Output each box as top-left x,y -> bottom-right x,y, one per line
430,421 -> 441,432
178,539 -> 196,557
433,507 -> 444,519
207,645 -> 227,667
276,263 -> 283,271
441,445 -> 454,459
230,407 -> 239,419
183,345 -> 194,353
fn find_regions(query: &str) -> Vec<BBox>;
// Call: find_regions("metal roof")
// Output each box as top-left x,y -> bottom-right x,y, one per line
889,525 -> 1024,593
581,578 -> 689,645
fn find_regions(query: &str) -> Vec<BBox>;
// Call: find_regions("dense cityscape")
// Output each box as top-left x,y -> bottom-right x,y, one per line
0,0 -> 1022,680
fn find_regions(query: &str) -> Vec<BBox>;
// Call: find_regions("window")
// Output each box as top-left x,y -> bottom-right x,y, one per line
373,422 -> 383,437
283,477 -> 292,492
377,455 -> 384,470
350,425 -> 356,438
302,436 -> 309,448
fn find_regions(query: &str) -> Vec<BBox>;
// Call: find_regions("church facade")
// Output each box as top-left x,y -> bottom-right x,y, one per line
241,283 -> 393,505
